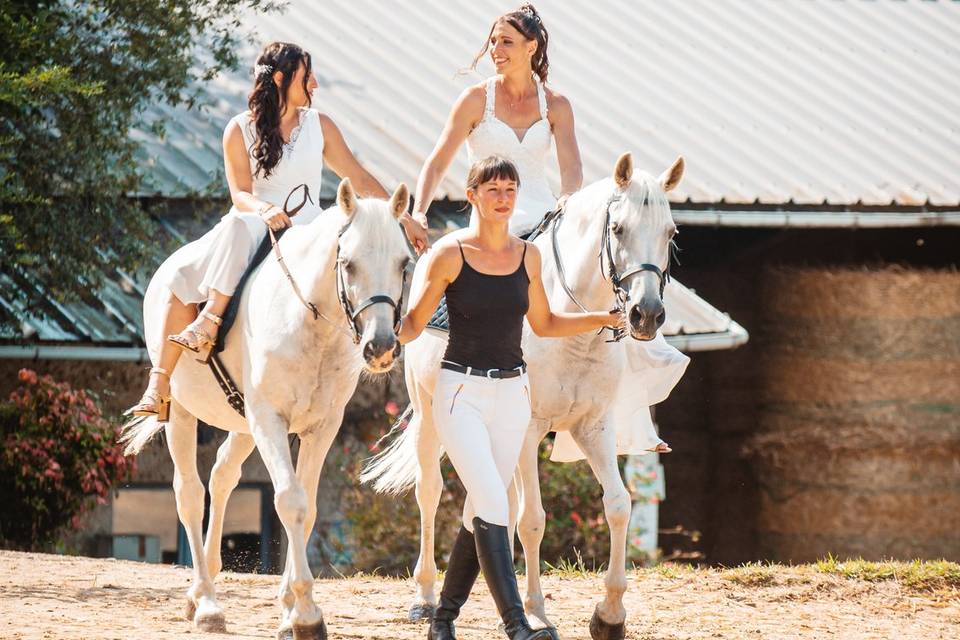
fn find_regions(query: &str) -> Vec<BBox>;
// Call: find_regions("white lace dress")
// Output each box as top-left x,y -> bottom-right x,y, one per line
466,76 -> 689,461
158,108 -> 325,306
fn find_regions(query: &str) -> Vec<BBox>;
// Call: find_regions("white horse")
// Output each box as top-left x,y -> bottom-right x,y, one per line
121,179 -> 412,640
362,153 -> 684,640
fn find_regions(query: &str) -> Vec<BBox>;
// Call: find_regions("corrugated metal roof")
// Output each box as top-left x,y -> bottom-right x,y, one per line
136,0 -> 960,214
0,210 -> 745,355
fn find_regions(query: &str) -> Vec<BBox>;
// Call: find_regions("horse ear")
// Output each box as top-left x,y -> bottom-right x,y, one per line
337,178 -> 357,217
613,153 -> 633,190
389,183 -> 410,219
658,156 -> 685,192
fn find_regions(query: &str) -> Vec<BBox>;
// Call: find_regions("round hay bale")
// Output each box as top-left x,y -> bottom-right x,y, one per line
746,264 -> 960,562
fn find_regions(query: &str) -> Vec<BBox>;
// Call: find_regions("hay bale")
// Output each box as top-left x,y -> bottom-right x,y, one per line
746,265 -> 960,562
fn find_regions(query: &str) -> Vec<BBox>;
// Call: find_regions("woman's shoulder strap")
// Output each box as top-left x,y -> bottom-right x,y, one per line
535,75 -> 548,119
482,77 -> 497,119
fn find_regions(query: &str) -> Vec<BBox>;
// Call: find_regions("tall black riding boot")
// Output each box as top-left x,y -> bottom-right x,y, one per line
473,517 -> 552,640
428,526 -> 480,640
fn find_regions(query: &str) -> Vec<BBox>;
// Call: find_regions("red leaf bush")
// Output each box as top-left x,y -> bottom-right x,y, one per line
0,369 -> 135,550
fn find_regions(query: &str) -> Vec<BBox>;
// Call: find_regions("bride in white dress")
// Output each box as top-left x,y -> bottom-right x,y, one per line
129,42 -> 424,422
410,4 -> 688,459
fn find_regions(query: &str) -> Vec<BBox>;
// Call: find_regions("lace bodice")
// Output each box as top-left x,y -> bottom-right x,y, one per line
466,76 -> 555,231
233,108 -> 325,218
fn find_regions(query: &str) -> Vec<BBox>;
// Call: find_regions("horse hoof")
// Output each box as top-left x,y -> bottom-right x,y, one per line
589,607 -> 625,640
184,599 -> 196,622
277,629 -> 293,640
544,626 -> 562,640
408,602 -> 436,621
290,620 -> 327,640
196,611 -> 228,633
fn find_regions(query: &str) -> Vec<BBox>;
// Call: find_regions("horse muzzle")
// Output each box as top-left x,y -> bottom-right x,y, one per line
628,299 -> 665,341
362,334 -> 400,373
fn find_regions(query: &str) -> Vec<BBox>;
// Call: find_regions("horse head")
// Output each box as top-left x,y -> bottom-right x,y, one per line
334,178 -> 411,373
607,153 -> 684,340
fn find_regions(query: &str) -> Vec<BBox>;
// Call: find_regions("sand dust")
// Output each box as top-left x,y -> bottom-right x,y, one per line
1,551 -> 957,639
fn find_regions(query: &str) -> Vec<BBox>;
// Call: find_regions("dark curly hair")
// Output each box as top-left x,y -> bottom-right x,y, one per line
471,4 -> 550,83
247,42 -> 313,178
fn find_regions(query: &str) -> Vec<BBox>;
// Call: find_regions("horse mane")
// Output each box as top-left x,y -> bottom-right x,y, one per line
564,170 -> 673,230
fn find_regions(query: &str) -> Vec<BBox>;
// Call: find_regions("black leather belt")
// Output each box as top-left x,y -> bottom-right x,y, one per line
440,361 -> 527,379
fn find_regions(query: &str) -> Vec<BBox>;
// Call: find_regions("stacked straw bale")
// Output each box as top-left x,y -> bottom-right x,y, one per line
744,265 -> 960,562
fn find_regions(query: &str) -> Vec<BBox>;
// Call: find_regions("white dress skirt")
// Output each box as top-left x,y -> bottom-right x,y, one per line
466,76 -> 690,462
157,108 -> 326,307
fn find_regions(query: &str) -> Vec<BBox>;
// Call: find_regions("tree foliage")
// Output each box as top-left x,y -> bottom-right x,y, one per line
0,0 -> 278,327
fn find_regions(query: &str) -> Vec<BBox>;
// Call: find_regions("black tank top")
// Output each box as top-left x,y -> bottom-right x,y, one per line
442,240 -> 530,370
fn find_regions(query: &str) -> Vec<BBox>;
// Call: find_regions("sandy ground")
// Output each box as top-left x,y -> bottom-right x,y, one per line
1,551 -> 958,639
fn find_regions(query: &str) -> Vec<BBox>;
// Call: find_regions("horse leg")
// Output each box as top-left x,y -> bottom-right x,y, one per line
204,431 -> 256,580
572,422 -> 631,640
277,425 -> 340,635
410,388 -> 442,621
165,401 -> 226,632
516,429 -> 559,638
249,408 -> 325,640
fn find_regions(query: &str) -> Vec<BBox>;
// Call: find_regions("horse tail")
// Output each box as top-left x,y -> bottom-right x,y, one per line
119,414 -> 165,456
359,405 -> 420,495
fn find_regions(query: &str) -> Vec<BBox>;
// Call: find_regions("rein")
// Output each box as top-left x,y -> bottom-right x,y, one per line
542,191 -> 672,342
269,183 -> 405,345
211,184 -> 407,419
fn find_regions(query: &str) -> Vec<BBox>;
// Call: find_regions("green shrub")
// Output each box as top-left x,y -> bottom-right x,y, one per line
339,418 -> 619,575
0,369 -> 135,550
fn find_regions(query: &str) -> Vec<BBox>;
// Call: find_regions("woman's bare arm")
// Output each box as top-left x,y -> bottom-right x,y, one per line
412,85 -> 486,223
524,243 -> 622,337
548,91 -> 583,202
397,242 -> 462,344
319,114 -> 389,198
223,118 -> 291,230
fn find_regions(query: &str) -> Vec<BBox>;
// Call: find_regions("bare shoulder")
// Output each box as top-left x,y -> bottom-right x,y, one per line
453,83 -> 487,121
316,112 -> 338,134
427,232 -> 468,274
544,87 -> 574,118
222,115 -> 246,147
521,238 -> 542,276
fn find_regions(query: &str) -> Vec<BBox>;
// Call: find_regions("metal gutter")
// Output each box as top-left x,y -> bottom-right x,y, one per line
672,210 -> 960,228
0,345 -> 150,362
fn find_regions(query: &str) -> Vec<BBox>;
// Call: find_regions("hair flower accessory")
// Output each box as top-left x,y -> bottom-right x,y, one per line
254,63 -> 273,78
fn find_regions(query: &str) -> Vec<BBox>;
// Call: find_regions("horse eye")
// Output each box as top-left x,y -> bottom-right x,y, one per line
611,222 -> 623,235
339,258 -> 354,273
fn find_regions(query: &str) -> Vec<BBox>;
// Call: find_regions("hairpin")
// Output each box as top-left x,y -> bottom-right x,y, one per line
254,63 -> 273,78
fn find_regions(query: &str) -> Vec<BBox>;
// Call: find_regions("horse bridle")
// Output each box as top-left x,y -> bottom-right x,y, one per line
543,191 -> 673,342
270,183 -> 405,345
334,216 -> 406,345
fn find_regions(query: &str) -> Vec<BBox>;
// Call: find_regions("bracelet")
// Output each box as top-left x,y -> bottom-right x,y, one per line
257,202 -> 274,219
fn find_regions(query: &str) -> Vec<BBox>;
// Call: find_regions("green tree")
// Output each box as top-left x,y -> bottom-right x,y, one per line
0,0 -> 279,329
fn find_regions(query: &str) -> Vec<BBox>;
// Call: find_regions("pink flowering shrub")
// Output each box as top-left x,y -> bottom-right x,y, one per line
0,369 -> 135,550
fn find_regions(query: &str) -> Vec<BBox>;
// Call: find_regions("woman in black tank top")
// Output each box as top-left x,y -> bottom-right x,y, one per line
398,156 -> 623,640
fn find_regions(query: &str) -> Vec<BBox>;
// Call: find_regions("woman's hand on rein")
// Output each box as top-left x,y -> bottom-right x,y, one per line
400,212 -> 429,255
607,308 -> 627,332
261,206 -> 292,232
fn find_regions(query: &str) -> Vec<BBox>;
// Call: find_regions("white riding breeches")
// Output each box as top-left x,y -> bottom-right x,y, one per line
432,366 -> 532,531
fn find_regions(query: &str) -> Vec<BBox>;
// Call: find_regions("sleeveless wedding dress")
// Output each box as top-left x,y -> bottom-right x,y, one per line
466,76 -> 689,461
157,108 -> 325,307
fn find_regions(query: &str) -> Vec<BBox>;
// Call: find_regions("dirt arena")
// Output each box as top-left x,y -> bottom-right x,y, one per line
2,551 -> 957,639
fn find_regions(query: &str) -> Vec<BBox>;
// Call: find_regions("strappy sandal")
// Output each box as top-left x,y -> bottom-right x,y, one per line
168,310 -> 223,364
646,441 -> 672,454
124,367 -> 171,422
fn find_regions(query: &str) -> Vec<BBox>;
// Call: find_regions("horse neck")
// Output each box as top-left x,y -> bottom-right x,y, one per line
540,188 -> 617,313
270,216 -> 343,321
